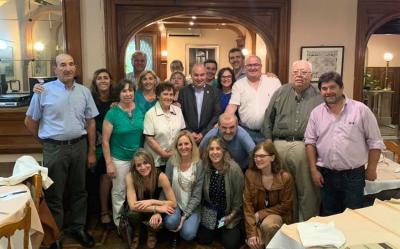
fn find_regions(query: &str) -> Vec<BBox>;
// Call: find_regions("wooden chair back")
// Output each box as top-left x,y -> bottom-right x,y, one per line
26,173 -> 42,209
384,140 -> 400,163
0,202 -> 31,249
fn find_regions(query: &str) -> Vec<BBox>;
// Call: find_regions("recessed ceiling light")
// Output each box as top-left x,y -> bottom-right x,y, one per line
192,16 -> 197,20
189,21 -> 194,26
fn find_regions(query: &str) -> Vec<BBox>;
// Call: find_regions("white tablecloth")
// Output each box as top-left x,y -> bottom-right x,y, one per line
365,159 -> 400,195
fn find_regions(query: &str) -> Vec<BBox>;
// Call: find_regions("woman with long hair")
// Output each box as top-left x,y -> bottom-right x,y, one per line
169,71 -> 186,107
102,79 -> 144,227
197,137 -> 244,249
135,70 -> 158,113
243,141 -> 293,249
216,67 -> 236,112
126,149 -> 176,249
162,131 -> 204,243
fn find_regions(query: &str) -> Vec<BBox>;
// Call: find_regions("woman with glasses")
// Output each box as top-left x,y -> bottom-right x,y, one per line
216,67 -> 236,112
243,141 -> 293,249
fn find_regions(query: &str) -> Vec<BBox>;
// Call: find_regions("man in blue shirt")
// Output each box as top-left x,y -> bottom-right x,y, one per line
25,54 -> 98,248
200,113 -> 255,171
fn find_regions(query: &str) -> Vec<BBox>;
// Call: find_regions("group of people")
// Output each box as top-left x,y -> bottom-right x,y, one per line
25,47 -> 384,249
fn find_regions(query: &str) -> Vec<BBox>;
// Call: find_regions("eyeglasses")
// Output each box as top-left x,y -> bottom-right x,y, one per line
221,75 -> 233,79
292,70 -> 311,76
245,63 -> 261,69
254,154 -> 272,159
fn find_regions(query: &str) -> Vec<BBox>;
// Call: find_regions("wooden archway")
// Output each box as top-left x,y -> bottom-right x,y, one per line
104,0 -> 291,83
354,0 -> 400,101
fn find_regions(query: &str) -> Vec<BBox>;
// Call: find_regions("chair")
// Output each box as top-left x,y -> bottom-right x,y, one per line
0,202 -> 31,249
25,173 -> 42,209
384,141 -> 400,163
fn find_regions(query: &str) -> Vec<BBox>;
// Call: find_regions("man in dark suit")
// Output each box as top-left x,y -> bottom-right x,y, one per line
178,64 -> 221,143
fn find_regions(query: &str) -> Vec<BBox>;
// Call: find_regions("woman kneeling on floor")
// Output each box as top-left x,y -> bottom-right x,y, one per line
125,149 -> 176,249
243,141 -> 293,249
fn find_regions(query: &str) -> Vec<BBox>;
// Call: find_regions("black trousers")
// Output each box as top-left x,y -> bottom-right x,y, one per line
196,223 -> 243,249
43,138 -> 88,231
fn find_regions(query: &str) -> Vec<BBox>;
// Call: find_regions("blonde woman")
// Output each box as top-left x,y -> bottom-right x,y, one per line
135,70 -> 158,113
162,131 -> 204,242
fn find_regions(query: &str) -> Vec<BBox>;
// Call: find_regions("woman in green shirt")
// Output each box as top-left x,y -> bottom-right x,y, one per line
102,79 -> 144,227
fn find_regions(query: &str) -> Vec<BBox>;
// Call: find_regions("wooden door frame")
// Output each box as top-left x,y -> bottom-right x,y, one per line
354,0 -> 400,101
104,0 -> 291,83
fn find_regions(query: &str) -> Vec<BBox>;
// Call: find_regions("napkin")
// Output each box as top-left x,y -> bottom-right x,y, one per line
297,221 -> 346,248
0,155 -> 53,189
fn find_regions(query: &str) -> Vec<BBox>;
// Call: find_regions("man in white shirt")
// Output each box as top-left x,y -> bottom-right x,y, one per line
225,55 -> 281,143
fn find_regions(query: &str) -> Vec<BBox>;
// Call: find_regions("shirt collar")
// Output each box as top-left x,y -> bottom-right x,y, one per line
55,79 -> 76,90
154,101 -> 177,116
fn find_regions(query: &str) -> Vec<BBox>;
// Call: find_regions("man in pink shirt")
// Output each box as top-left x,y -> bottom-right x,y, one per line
305,71 -> 385,216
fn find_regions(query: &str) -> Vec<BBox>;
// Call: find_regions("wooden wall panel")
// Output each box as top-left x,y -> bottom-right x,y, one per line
104,0 -> 291,83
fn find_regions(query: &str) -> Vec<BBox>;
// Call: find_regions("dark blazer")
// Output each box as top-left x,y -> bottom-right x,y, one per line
178,84 -> 221,135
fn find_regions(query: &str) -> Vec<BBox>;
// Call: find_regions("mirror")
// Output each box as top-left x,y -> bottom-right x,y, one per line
364,18 -> 400,137
123,14 -> 269,81
0,0 -> 64,94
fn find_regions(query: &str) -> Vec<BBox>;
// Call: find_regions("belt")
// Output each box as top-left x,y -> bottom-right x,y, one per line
274,136 -> 304,141
317,165 -> 364,174
43,135 -> 86,145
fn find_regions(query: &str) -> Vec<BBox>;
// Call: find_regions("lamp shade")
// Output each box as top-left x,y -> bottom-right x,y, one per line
383,52 -> 393,62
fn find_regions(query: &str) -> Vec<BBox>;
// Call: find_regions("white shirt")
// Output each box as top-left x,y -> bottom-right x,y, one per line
229,75 -> 281,130
143,102 -> 185,166
172,164 -> 195,210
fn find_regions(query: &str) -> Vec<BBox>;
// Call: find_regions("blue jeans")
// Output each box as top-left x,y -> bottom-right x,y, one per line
319,166 -> 365,216
163,208 -> 200,241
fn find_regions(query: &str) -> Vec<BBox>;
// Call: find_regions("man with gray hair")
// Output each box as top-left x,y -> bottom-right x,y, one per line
262,60 -> 323,221
126,51 -> 147,88
200,113 -> 255,171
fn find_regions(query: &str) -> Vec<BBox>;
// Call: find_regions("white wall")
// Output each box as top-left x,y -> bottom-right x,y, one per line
166,29 -> 237,77
80,0 -> 106,85
367,34 -> 400,67
289,0 -> 357,97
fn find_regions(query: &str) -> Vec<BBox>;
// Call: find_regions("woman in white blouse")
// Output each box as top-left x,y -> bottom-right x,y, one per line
143,82 -> 186,172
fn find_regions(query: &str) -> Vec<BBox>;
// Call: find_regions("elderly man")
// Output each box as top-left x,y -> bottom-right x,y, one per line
228,48 -> 246,80
204,59 -> 218,87
178,64 -> 221,143
126,51 -> 147,88
305,72 -> 384,216
25,54 -> 98,248
262,60 -> 323,221
200,113 -> 255,171
225,55 -> 281,144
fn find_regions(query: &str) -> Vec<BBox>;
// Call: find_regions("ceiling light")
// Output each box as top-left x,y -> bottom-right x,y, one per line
192,16 -> 196,20
189,21 -> 194,26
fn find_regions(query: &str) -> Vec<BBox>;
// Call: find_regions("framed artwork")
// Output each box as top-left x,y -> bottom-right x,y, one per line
185,44 -> 219,76
300,46 -> 344,82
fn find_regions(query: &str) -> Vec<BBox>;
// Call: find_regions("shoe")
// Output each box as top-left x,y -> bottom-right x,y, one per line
146,229 -> 157,249
70,229 -> 95,248
100,211 -> 112,224
130,226 -> 140,249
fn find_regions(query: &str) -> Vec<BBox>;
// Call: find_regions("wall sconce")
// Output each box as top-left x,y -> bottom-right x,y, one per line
383,52 -> 393,90
161,50 -> 168,58
34,41 -> 45,51
241,48 -> 249,56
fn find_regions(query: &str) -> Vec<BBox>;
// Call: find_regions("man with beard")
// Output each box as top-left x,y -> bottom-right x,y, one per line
200,113 -> 255,171
228,48 -> 246,80
305,71 -> 384,216
204,59 -> 218,87
262,60 -> 322,221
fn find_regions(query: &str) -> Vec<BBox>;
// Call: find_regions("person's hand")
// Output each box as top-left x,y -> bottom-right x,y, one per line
255,212 -> 260,224
171,216 -> 185,232
224,213 -> 234,225
311,168 -> 324,187
162,150 -> 174,159
365,168 -> 377,181
87,150 -> 96,168
109,101 -> 118,108
149,213 -> 162,229
106,161 -> 116,178
33,83 -> 44,93
133,200 -> 154,210
265,72 -> 278,78
247,236 -> 262,249
193,133 -> 203,143
156,205 -> 175,215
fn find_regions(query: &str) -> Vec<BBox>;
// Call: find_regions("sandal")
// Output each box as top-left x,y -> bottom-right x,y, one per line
147,229 -> 157,249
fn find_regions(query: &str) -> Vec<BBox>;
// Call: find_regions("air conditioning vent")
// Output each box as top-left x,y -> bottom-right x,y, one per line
33,0 -> 60,6
167,28 -> 201,37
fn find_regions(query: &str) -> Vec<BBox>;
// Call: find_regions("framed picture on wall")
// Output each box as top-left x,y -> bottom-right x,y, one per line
185,44 -> 219,76
300,46 -> 344,82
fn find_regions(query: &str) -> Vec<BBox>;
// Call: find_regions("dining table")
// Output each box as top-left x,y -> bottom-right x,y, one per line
0,184 -> 43,249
